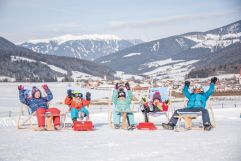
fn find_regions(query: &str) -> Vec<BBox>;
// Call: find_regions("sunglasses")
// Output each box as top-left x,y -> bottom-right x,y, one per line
73,93 -> 82,98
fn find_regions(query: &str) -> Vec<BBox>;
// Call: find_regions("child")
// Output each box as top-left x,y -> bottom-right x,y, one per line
18,84 -> 61,130
142,91 -> 169,113
112,82 -> 135,130
141,91 -> 169,122
65,90 -> 91,122
162,77 -> 217,131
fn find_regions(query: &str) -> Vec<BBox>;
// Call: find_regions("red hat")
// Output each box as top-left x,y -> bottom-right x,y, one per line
153,91 -> 161,101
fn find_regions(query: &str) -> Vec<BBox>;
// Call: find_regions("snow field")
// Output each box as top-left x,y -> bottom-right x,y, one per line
0,108 -> 241,161
0,83 -> 241,161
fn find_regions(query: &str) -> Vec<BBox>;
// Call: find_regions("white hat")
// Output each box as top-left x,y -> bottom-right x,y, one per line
193,84 -> 204,92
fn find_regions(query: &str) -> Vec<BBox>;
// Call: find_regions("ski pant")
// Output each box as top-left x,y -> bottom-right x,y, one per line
169,107 -> 211,126
71,107 -> 89,120
36,107 -> 60,127
113,111 -> 135,126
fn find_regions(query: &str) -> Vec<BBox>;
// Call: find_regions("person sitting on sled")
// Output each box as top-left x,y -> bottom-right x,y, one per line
140,91 -> 169,123
112,82 -> 135,130
141,91 -> 169,113
18,84 -> 61,130
65,90 -> 91,122
162,77 -> 218,131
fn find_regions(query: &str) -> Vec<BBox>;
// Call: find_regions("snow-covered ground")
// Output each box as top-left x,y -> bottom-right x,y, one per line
0,83 -> 241,161
142,59 -> 199,80
114,71 -> 143,80
0,108 -> 241,161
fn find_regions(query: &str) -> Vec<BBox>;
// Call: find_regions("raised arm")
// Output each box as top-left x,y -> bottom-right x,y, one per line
65,96 -> 72,105
112,83 -> 119,105
112,89 -> 118,105
204,77 -> 217,98
82,92 -> 91,106
183,81 -> 191,99
126,90 -> 133,105
42,84 -> 53,101
18,85 -> 30,105
125,82 -> 132,105
204,83 -> 215,98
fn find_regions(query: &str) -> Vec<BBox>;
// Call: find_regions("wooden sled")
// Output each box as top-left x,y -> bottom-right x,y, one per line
174,97 -> 216,132
17,105 -> 67,131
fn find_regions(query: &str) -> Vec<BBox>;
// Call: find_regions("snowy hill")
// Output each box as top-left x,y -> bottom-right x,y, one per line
183,20 -> 241,52
19,34 -> 143,61
0,37 -> 114,82
95,20 -> 241,79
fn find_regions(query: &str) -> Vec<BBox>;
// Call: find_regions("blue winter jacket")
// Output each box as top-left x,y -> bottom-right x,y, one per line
183,83 -> 215,109
112,89 -> 133,112
19,88 -> 53,113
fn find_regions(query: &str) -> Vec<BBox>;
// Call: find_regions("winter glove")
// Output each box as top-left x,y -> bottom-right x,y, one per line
114,83 -> 119,90
86,92 -> 91,101
165,99 -> 169,105
42,84 -> 49,90
18,85 -> 24,90
142,97 -> 146,102
125,82 -> 130,90
67,89 -> 72,98
211,77 -> 218,84
184,81 -> 190,88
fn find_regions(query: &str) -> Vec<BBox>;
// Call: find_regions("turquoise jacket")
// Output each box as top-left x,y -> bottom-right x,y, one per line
112,89 -> 133,112
183,83 -> 215,109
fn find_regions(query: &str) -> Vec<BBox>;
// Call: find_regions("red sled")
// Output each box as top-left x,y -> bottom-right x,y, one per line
73,121 -> 94,131
136,122 -> 157,130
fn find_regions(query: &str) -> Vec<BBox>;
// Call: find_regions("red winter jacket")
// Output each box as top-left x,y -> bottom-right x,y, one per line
144,101 -> 168,112
65,96 -> 90,111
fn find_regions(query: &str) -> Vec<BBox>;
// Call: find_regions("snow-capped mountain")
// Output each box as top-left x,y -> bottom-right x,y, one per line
95,20 -> 241,79
0,36 -> 114,82
183,21 -> 241,52
19,34 -> 143,61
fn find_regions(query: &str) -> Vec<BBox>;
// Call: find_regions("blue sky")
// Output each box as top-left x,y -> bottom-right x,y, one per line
0,0 -> 241,43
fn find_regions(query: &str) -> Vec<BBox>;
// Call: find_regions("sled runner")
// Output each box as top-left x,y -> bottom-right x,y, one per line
17,88 -> 37,130
175,86 -> 216,131
17,104 -> 37,130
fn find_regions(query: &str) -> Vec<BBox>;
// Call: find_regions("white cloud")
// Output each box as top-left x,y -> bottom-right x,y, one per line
109,8 -> 241,30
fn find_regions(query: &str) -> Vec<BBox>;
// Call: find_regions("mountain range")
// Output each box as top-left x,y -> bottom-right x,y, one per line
19,34 -> 143,61
95,20 -> 241,79
1,20 -> 241,81
0,37 -> 114,82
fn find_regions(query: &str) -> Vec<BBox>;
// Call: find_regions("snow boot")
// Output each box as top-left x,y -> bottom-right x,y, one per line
114,124 -> 120,129
54,125 -> 61,130
38,126 -> 46,131
204,124 -> 213,131
127,125 -> 135,131
162,123 -> 174,130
